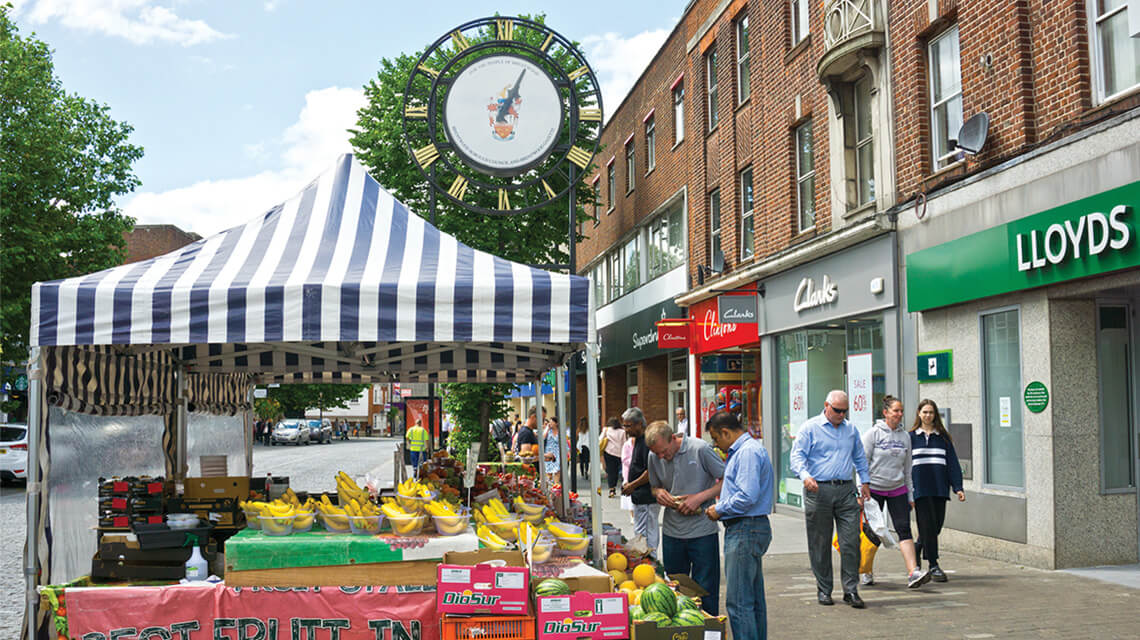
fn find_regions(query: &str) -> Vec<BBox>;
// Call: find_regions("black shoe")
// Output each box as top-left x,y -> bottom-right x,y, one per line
817,591 -> 834,606
930,565 -> 948,582
843,592 -> 865,609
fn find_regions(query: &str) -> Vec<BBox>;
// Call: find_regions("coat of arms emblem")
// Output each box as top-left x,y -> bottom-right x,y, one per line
486,70 -> 525,141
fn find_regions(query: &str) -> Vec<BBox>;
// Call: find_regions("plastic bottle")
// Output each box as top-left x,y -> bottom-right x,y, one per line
185,534 -> 207,581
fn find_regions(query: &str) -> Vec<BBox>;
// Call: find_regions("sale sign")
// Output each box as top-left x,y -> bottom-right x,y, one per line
67,583 -> 439,640
846,352 -> 873,435
788,360 -> 808,432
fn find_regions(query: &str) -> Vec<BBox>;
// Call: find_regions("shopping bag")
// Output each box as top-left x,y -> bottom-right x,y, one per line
863,498 -> 898,549
831,527 -> 879,573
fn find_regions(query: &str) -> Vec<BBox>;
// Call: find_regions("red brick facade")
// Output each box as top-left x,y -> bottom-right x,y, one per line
123,225 -> 201,264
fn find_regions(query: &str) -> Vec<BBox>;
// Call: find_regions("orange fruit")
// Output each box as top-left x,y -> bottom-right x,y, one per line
606,552 -> 629,572
632,564 -> 656,588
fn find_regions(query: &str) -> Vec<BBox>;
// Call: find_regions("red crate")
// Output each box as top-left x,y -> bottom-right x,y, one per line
441,614 -> 536,640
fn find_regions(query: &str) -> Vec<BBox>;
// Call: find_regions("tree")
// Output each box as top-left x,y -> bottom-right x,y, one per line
264,384 -> 370,419
440,383 -> 515,460
0,7 -> 144,366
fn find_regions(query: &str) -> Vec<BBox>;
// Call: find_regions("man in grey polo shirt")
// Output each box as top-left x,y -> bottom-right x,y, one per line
646,419 -> 725,615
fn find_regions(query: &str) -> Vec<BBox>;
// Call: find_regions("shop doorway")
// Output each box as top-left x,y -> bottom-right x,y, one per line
668,354 -> 688,435
1096,301 -> 1140,560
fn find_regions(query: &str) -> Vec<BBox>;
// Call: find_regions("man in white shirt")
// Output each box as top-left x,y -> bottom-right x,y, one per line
675,407 -> 690,438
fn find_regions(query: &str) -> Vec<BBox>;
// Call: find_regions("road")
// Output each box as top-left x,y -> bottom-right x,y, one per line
0,436 -> 405,638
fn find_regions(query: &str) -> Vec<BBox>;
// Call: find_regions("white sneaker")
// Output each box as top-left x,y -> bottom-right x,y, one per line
860,572 -> 874,586
907,567 -> 931,589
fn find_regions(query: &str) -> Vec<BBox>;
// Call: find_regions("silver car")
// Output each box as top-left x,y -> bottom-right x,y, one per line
307,419 -> 333,444
271,420 -> 311,446
0,424 -> 28,483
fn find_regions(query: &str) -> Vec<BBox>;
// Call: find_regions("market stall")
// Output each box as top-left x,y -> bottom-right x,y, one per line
23,153 -> 608,639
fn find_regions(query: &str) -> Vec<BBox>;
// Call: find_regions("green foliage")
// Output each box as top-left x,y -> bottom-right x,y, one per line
264,383 -> 369,418
440,382 -> 514,456
254,397 -> 284,421
0,7 -> 144,364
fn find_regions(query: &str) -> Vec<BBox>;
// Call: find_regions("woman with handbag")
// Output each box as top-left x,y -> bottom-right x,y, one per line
861,395 -> 929,589
602,417 -> 626,498
910,398 -> 965,582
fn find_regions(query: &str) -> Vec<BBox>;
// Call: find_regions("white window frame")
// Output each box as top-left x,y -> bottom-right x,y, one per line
607,162 -> 616,212
706,46 -> 719,131
608,249 -> 623,300
1087,0 -> 1140,103
592,177 -> 601,226
853,75 -> 875,207
740,166 -> 754,260
927,25 -> 963,171
791,0 -> 809,45
978,304 -> 1026,491
645,115 -> 656,172
673,82 -> 685,145
736,15 -> 751,104
709,188 -> 722,268
625,141 -> 636,193
623,234 -> 641,291
795,121 -> 815,232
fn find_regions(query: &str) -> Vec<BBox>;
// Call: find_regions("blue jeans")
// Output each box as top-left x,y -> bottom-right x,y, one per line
410,449 -> 423,470
662,532 -> 720,615
724,516 -> 772,640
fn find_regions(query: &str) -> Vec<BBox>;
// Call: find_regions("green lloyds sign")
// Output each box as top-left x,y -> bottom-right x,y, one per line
907,180 -> 1140,312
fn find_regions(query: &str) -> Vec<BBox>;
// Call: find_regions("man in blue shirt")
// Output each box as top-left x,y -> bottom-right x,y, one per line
705,410 -> 774,640
790,390 -> 872,608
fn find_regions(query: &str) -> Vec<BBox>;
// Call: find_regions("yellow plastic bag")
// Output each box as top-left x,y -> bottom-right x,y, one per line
832,529 -> 879,574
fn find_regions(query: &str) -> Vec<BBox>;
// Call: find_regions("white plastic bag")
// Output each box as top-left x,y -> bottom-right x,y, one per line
863,498 -> 898,549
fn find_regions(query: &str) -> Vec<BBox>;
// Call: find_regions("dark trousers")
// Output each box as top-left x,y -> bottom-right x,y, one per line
871,492 -> 913,540
662,532 -> 721,615
578,446 -> 590,476
914,496 -> 948,565
603,452 -> 622,490
803,482 -> 860,595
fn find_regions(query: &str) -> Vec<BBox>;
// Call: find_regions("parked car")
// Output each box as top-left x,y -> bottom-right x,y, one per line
271,420 -> 310,446
307,419 -> 333,444
0,423 -> 29,483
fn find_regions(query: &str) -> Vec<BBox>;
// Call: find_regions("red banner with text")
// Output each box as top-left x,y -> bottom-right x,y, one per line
67,583 -> 439,640
689,294 -> 760,354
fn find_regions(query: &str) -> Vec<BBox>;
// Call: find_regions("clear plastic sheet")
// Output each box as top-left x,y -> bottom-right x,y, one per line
186,412 -> 249,477
47,407 -> 165,584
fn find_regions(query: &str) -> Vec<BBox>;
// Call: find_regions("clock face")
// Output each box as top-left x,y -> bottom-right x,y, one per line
402,16 -> 603,216
444,54 -> 563,177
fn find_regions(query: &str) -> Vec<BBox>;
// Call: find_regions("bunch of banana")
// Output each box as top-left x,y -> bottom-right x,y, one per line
380,500 -> 426,535
479,499 -> 519,540
248,499 -> 297,533
476,524 -> 515,550
315,493 -> 351,532
342,495 -> 382,533
547,520 -> 590,551
424,500 -> 468,534
512,495 -> 547,517
336,471 -> 370,508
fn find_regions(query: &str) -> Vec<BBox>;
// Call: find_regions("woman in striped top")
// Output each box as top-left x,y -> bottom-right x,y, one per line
910,399 -> 965,582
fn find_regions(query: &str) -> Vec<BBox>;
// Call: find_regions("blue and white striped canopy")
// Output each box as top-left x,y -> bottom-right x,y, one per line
31,154 -> 594,383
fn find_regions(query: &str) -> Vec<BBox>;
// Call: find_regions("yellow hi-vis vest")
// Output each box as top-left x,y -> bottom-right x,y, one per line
407,425 -> 429,452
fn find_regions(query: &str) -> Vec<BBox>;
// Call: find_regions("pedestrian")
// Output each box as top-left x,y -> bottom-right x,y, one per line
861,395 -> 929,588
543,416 -> 562,484
675,407 -> 689,437
646,419 -> 725,615
576,417 -> 590,477
790,389 -> 872,609
602,417 -> 627,498
910,398 -> 965,582
263,419 -> 274,445
253,419 -> 262,445
704,410 -> 774,640
516,410 -> 540,459
406,419 -> 429,471
491,417 -> 512,454
621,407 -> 659,555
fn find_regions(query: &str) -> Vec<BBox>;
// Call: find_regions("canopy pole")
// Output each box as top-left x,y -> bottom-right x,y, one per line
584,343 -> 604,569
555,365 -> 570,516
536,378 -> 547,497
23,347 -> 43,640
175,366 -> 188,482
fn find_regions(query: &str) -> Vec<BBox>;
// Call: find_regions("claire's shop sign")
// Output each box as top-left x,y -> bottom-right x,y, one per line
690,294 -> 760,354
907,181 -> 1140,312
598,300 -> 685,368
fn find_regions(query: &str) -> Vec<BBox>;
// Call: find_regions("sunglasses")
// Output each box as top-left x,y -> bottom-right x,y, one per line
830,406 -> 849,414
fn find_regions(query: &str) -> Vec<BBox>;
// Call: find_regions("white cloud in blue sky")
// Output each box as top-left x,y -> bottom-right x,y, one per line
11,0 -> 230,46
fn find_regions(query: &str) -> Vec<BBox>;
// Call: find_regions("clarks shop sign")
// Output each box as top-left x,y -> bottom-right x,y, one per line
598,300 -> 685,368
907,180 -> 1140,312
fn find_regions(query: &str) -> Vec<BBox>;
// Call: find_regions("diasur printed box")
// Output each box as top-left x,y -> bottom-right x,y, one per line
436,563 -> 530,615
537,591 -> 629,640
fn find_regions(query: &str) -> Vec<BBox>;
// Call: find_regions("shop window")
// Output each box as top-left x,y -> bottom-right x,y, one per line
608,250 -> 623,300
699,352 -> 762,439
607,162 -> 616,212
627,364 -> 639,408
1089,0 -> 1140,103
1097,304 -> 1135,491
851,75 -> 875,207
709,189 -> 723,270
669,354 -> 688,382
981,307 -> 1023,488
645,115 -> 656,172
648,199 -> 685,279
623,235 -> 641,292
928,25 -> 963,171
673,82 -> 685,145
591,263 -> 606,306
740,167 -> 754,260
795,121 -> 815,231
625,141 -> 636,193
706,45 -> 719,131
736,14 -> 751,104
790,0 -> 809,45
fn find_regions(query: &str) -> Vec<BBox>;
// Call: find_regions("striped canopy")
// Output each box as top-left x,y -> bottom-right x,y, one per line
30,154 -> 594,384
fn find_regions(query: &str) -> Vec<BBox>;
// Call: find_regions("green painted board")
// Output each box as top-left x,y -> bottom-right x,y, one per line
224,528 -> 404,571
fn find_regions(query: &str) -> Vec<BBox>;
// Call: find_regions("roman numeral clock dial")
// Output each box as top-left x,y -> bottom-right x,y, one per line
401,16 -> 602,215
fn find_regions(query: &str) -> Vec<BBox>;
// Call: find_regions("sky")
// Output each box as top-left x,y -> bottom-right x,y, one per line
10,0 -> 684,237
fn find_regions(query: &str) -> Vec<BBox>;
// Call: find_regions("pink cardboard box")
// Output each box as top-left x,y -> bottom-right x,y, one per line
436,562 -> 531,615
537,591 -> 629,640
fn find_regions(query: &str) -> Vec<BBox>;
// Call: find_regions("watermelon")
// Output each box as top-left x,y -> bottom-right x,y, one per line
676,594 -> 700,611
639,582 -> 677,618
671,609 -> 707,627
629,605 -> 644,621
534,578 -> 572,596
640,612 -> 671,627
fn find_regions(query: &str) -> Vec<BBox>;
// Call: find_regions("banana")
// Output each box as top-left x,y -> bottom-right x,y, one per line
547,521 -> 584,539
555,535 -> 590,552
477,524 -> 514,550
293,511 -> 315,530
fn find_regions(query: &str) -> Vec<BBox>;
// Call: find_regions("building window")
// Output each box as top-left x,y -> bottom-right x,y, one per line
645,115 -> 656,172
607,162 -> 616,211
608,250 -> 623,300
928,25 -> 963,171
709,189 -> 722,269
981,307 -> 1023,488
623,235 -> 640,291
736,15 -> 751,104
853,75 -> 875,206
673,83 -> 685,144
1089,0 -> 1140,102
795,121 -> 815,231
592,179 -> 601,225
706,46 -> 719,131
791,0 -> 809,45
740,167 -> 754,260
625,141 -> 635,193
592,263 -> 606,306
648,200 -> 685,279
1098,304 -> 1136,491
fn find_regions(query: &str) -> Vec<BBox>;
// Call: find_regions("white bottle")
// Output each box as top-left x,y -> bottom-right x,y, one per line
185,536 -> 208,581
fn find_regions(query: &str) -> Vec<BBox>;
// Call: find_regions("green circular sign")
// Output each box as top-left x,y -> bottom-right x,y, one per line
1024,381 -> 1049,413
13,374 -> 27,391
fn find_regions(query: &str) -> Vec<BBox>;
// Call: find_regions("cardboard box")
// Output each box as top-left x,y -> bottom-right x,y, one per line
184,476 -> 250,501
630,614 -> 726,640
437,549 -> 530,615
535,576 -> 627,640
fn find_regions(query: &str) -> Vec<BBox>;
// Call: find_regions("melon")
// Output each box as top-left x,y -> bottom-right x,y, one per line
534,578 -> 571,596
606,552 -> 628,572
608,570 -> 628,585
629,605 -> 644,621
618,579 -> 638,592
639,582 -> 677,618
632,563 -> 657,587
671,609 -> 707,627
640,612 -> 671,627
676,594 -> 700,611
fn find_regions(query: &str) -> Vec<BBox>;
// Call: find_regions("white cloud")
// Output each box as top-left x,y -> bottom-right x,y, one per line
12,0 -> 230,46
124,86 -> 366,237
581,29 -> 670,120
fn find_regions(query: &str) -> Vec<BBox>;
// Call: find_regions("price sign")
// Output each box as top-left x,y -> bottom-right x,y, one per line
788,360 -> 807,430
847,352 -> 873,434
465,443 -> 481,488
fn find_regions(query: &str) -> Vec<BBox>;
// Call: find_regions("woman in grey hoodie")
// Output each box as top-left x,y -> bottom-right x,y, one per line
861,395 -> 930,589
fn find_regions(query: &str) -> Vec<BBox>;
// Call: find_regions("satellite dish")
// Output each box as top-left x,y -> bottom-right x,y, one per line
954,112 -> 990,155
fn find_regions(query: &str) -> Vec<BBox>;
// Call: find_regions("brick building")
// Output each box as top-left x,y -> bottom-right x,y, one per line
122,224 -> 202,264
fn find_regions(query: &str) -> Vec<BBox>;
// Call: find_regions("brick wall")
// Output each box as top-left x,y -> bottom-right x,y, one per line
123,225 -> 201,264
636,354 -> 670,425
600,365 -> 627,425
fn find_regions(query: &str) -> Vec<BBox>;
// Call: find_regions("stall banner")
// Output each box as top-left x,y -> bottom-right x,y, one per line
67,583 -> 439,640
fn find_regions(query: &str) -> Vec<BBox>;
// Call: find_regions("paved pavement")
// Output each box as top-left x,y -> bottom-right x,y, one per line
1,480 -> 27,639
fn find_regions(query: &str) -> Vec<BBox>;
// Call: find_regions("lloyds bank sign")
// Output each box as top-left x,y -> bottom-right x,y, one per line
907,180 -> 1140,312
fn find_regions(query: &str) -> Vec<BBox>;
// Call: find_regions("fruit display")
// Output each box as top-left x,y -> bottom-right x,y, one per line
675,594 -> 700,611
476,524 -> 515,549
640,612 -> 671,626
425,500 -> 470,536
639,582 -> 678,618
316,494 -> 352,533
477,498 -> 522,541
395,478 -> 438,512
533,578 -> 572,596
240,488 -> 318,536
336,471 -> 371,508
671,609 -> 707,627
511,495 -> 547,523
380,498 -> 429,535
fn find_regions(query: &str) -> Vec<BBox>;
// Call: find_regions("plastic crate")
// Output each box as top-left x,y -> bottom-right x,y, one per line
441,614 -> 536,640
